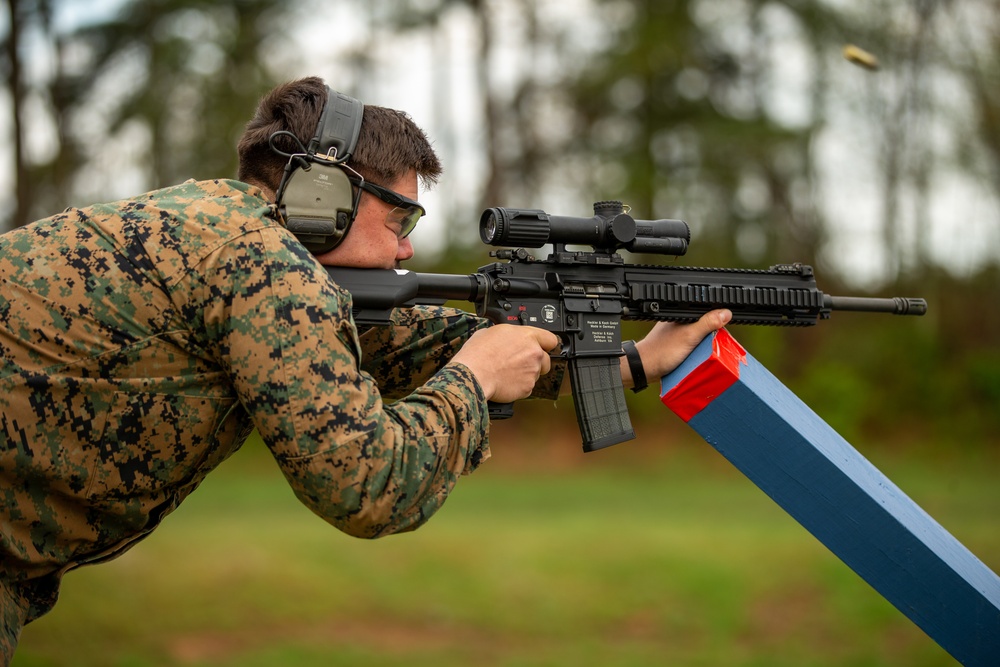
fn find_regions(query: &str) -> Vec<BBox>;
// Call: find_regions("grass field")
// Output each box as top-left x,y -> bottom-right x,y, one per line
12,426 -> 1000,667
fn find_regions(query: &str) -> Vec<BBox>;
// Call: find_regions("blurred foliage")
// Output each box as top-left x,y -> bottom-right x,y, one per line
2,0 -> 999,447
3,5 -> 998,661
1,0 -> 299,225
562,0 -> 826,266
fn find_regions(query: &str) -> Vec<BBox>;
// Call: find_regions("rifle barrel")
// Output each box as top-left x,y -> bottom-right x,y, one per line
825,295 -> 927,316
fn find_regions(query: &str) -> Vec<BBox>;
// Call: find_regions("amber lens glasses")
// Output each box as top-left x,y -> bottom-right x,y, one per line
355,180 -> 425,238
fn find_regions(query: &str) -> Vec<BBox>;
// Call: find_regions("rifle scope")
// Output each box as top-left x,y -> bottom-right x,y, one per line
480,201 -> 690,255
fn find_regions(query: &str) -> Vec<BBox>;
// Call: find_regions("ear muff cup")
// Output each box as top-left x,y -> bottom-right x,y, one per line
272,85 -> 364,255
280,159 -> 356,255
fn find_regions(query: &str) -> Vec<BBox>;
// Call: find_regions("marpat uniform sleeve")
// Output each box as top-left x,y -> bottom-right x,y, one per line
184,227 -> 491,538
359,307 -> 566,402
358,306 -> 489,400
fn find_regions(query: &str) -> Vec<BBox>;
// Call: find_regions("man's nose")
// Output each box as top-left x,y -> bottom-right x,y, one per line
396,236 -> 414,262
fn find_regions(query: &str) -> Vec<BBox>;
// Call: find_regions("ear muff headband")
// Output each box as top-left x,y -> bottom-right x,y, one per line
310,89 -> 364,160
274,85 -> 364,255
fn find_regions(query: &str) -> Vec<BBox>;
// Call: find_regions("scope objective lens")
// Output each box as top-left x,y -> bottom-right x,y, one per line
483,213 -> 497,243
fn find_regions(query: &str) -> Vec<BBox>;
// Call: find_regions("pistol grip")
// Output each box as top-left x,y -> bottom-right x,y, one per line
487,401 -> 514,420
568,356 -> 636,452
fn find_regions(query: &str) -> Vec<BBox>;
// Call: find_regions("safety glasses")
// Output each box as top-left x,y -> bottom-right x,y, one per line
354,179 -> 426,239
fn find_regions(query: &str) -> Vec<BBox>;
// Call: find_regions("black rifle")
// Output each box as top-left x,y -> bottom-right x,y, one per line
327,201 -> 926,453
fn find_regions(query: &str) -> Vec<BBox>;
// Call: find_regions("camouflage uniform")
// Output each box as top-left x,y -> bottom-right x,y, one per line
0,179 -> 506,660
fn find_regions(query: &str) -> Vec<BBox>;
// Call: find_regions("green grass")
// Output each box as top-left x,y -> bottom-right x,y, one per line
12,431 -> 999,667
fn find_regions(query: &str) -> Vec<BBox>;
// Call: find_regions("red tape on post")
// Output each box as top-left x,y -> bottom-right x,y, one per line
661,329 -> 747,422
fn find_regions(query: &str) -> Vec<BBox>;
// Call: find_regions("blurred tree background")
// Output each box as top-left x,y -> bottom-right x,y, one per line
2,0 -> 998,445
4,2 -> 999,665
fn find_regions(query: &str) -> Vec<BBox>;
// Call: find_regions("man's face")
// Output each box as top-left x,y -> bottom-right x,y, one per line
314,169 -> 419,269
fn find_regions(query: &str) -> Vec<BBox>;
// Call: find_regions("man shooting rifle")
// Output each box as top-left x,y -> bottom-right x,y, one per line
0,77 -> 727,663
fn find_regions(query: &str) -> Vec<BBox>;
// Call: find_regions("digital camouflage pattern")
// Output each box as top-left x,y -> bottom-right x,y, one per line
0,179 -> 494,654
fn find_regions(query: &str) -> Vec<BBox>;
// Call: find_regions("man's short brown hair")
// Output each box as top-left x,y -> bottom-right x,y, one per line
237,76 -> 442,193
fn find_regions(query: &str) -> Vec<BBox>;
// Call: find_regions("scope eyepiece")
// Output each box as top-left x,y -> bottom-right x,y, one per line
479,201 -> 690,256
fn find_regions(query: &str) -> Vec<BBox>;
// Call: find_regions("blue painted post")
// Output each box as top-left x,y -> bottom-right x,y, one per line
660,329 -> 1000,666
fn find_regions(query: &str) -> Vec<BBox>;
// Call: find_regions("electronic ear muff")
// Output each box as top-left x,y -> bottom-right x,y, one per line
271,86 -> 364,255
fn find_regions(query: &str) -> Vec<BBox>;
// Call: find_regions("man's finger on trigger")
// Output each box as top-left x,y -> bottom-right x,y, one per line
540,329 -> 560,350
